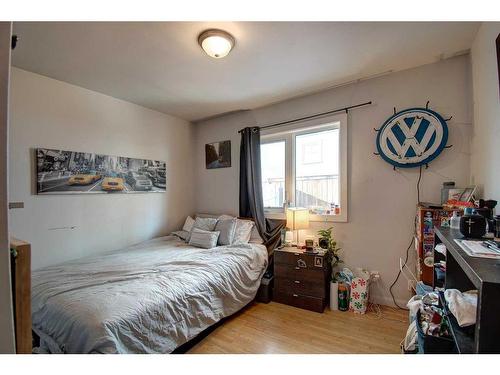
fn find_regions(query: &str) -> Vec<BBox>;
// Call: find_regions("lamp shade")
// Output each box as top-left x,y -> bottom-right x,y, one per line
286,207 -> 309,231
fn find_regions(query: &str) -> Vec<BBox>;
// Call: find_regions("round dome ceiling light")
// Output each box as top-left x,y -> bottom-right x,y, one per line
198,29 -> 235,59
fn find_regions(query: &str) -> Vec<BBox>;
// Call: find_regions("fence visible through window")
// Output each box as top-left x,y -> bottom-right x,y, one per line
263,174 -> 339,210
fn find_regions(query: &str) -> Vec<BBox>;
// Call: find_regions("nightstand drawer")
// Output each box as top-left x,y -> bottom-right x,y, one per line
275,250 -> 324,270
273,290 -> 325,313
275,264 -> 326,284
274,277 -> 325,298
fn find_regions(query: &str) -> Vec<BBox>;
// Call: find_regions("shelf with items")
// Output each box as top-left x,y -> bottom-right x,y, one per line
415,205 -> 455,287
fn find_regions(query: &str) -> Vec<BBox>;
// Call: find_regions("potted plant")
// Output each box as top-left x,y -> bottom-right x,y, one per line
317,227 -> 343,310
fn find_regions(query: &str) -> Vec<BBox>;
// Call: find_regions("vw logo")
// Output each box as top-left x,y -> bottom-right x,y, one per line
376,108 -> 448,168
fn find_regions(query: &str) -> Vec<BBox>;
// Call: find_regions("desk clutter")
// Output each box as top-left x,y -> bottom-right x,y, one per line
454,239 -> 500,259
403,225 -> 500,353
404,289 -> 478,354
401,183 -> 498,354
415,196 -> 499,290
444,289 -> 477,327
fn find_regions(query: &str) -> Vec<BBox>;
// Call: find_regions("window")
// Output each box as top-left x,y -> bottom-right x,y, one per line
261,141 -> 285,208
295,129 -> 339,210
260,113 -> 347,222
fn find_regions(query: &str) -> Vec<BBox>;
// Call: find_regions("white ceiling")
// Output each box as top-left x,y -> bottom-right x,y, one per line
12,22 -> 480,122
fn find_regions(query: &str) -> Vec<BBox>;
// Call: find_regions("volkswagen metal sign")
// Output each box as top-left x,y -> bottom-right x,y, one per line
376,108 -> 448,168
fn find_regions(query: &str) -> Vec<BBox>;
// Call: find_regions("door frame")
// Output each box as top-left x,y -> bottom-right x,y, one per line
0,21 -> 16,354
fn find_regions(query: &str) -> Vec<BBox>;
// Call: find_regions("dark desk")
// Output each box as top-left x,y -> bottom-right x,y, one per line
435,227 -> 500,353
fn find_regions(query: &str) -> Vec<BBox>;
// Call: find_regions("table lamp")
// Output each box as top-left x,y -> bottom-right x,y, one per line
286,207 -> 309,246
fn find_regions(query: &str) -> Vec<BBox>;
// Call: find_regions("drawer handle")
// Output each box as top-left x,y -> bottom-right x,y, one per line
294,280 -> 301,284
293,294 -> 298,297
294,253 -> 300,256
297,259 -> 307,268
295,267 -> 300,270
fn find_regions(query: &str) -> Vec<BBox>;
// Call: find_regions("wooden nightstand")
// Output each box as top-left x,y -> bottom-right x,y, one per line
273,247 -> 331,313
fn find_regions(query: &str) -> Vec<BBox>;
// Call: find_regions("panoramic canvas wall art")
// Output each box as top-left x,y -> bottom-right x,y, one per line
205,140 -> 231,169
36,148 -> 166,194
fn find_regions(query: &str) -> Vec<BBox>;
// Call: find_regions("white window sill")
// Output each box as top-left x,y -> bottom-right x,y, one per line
264,211 -> 347,223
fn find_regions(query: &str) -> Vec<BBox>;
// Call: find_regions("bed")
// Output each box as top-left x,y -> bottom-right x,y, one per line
31,235 -> 268,353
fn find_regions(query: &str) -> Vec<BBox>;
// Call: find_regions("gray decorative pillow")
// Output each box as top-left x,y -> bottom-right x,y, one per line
182,216 -> 195,232
232,219 -> 254,244
193,217 -> 218,231
189,228 -> 220,249
188,217 -> 218,241
215,218 -> 237,246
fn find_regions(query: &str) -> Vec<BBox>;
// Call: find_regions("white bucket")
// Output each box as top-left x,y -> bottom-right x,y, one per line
330,282 -> 339,310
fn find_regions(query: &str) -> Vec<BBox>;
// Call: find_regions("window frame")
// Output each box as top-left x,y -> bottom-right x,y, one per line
260,112 -> 348,223
260,138 -> 288,210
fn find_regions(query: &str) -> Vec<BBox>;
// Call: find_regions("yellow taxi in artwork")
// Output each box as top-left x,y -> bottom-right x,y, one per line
67,170 -> 101,185
101,175 -> 125,191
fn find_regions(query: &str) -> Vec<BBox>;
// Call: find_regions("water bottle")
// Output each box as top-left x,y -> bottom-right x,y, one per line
450,211 -> 460,229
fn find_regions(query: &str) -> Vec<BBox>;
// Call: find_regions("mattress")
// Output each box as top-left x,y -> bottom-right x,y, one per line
31,236 -> 268,353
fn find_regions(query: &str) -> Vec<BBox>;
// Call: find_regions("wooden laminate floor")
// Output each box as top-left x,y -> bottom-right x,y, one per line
187,301 -> 408,354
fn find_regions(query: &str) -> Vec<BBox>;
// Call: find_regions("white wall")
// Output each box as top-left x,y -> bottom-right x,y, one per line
9,68 -> 195,270
0,22 -> 15,354
194,55 -> 473,306
470,22 -> 500,202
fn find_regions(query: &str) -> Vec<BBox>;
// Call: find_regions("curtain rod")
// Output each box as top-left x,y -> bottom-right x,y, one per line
238,101 -> 372,134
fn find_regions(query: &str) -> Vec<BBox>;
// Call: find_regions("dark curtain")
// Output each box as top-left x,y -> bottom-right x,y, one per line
239,127 -> 285,253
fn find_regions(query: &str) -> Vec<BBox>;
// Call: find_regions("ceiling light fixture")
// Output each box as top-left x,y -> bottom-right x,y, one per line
198,29 -> 235,59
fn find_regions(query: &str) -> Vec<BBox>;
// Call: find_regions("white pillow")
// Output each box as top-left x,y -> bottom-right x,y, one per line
232,219 -> 254,244
182,216 -> 195,232
195,213 -> 219,219
189,228 -> 220,249
218,214 -> 235,220
249,225 -> 264,244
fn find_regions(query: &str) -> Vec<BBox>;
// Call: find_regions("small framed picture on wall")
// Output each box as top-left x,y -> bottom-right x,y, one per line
205,140 -> 231,169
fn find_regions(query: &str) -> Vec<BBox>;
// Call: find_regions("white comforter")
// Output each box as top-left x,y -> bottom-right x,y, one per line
31,236 -> 268,353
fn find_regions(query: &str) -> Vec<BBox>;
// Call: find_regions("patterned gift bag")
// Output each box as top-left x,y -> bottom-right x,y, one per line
349,277 -> 369,314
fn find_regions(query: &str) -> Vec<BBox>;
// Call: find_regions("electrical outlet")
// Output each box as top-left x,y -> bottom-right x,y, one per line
370,271 -> 380,283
